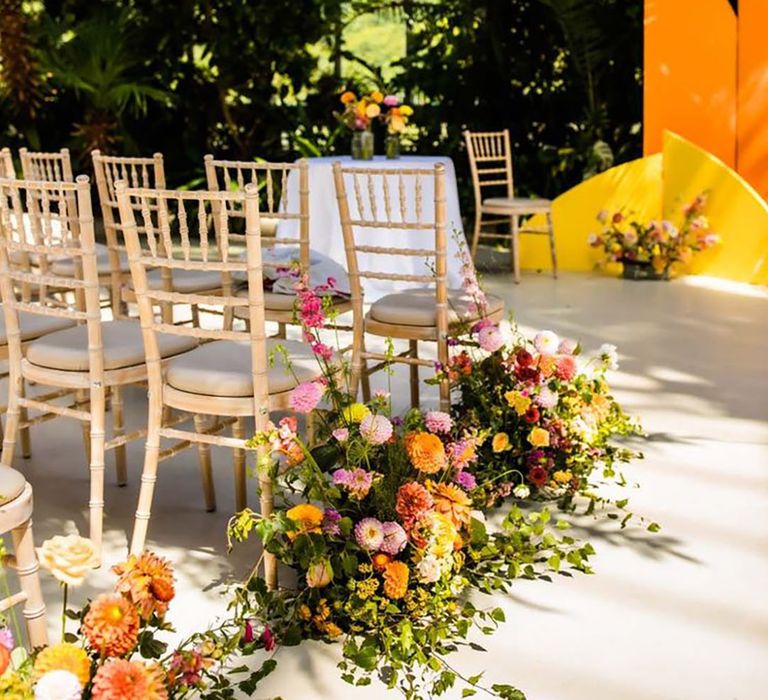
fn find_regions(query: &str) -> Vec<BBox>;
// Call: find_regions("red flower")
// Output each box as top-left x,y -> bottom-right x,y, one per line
524,406 -> 540,423
612,212 -> 623,224
515,366 -> 540,383
516,349 -> 534,367
528,466 -> 548,487
261,626 -> 275,652
555,355 -> 577,381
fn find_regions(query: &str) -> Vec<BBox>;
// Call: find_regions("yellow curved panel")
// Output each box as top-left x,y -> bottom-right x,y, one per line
519,154 -> 662,273
662,131 -> 768,284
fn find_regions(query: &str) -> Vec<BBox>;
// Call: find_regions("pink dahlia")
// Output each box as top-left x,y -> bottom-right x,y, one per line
555,355 -> 577,381
360,414 -> 393,445
477,325 -> 504,352
379,521 -> 407,555
289,381 -> 324,414
354,518 -> 384,551
424,411 -> 452,435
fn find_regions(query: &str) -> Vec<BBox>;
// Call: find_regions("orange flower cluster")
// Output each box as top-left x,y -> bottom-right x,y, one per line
405,431 -> 447,474
383,561 -> 409,599
113,551 -> 175,621
91,658 -> 168,700
428,481 -> 472,529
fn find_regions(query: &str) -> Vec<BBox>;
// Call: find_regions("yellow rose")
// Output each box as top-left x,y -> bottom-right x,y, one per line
342,403 -> 371,423
491,432 -> 510,453
365,103 -> 381,118
504,391 -> 531,416
528,427 -> 550,448
37,534 -> 99,586
306,559 -> 333,588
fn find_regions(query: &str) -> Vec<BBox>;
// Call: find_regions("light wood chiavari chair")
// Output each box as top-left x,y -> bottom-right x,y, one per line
19,147 -> 74,184
333,162 -> 504,412
116,182 -> 326,587
464,129 -> 557,283
0,177 -> 198,558
0,148 -> 14,178
0,467 -> 48,648
204,155 -> 353,336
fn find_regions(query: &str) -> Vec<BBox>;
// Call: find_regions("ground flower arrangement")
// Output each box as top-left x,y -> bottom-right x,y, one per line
442,320 -> 654,529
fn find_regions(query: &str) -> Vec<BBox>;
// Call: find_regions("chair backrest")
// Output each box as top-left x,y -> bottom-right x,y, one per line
19,148 -> 74,183
0,148 -> 14,179
0,177 -> 104,376
203,156 -> 310,274
463,129 -> 514,205
114,182 -> 270,419
92,151 -> 166,254
332,162 -> 447,324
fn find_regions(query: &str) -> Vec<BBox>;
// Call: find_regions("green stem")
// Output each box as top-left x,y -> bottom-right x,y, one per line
61,583 -> 68,641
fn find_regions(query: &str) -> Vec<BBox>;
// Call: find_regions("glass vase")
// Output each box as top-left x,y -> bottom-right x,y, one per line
385,134 -> 401,159
351,130 -> 375,160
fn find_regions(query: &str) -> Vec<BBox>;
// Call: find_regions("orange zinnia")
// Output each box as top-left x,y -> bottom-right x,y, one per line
91,659 -> 168,700
286,503 -> 324,539
82,594 -> 140,657
405,432 -> 447,474
428,481 -> 472,529
113,551 -> 175,621
382,561 -> 409,599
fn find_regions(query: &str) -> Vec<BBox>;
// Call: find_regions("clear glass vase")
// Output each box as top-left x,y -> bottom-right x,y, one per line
351,130 -> 375,160
385,134 -> 401,159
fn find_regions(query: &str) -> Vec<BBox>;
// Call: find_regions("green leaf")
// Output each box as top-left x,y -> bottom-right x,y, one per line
548,554 -> 561,571
647,522 -> 661,533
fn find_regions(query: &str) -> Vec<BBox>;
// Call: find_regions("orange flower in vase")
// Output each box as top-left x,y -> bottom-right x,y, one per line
82,594 -> 140,657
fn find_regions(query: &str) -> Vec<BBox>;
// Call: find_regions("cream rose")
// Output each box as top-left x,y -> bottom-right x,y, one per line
37,535 -> 98,586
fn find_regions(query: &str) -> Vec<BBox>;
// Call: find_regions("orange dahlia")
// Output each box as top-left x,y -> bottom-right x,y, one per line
113,552 -> 175,621
34,642 -> 90,686
91,659 -> 168,700
428,481 -> 472,529
395,481 -> 434,528
82,594 -> 139,657
405,432 -> 447,474
382,561 -> 409,599
286,503 -> 324,539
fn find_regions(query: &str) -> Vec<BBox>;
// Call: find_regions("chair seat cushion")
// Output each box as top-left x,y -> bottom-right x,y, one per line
368,288 -> 504,327
50,243 -> 130,277
146,269 -> 223,294
483,196 -> 551,212
0,308 -> 77,346
233,287 -> 297,313
0,466 -> 27,506
25,319 -> 198,372
165,338 -> 324,397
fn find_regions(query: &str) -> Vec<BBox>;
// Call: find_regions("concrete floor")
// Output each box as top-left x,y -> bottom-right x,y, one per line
4,271 -> 767,700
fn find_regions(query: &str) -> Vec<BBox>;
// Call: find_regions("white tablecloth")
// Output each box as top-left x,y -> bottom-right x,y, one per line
276,155 -> 466,300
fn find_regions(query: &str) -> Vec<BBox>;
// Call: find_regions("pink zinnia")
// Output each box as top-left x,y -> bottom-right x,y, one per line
477,325 -> 504,352
379,521 -> 407,555
360,414 -> 393,445
347,468 -> 375,499
288,381 -> 324,414
555,355 -> 577,381
424,411 -> 452,434
354,518 -> 384,551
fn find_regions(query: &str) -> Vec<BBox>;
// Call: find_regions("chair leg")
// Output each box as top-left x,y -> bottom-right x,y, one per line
111,385 -> 127,486
191,304 -> 201,327
511,215 -> 521,284
350,323 -> 365,401
130,395 -> 163,556
437,336 -> 450,413
409,340 -> 420,409
76,390 -> 91,466
360,338 -> 371,404
547,211 -> 558,279
232,417 -> 247,513
19,380 -> 31,459
88,383 -> 107,559
276,322 -> 287,339
11,517 -> 48,649
2,371 -> 23,466
470,210 -> 483,260
193,414 -> 216,512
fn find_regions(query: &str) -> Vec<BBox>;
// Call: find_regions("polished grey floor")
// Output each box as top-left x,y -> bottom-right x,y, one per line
6,271 -> 768,699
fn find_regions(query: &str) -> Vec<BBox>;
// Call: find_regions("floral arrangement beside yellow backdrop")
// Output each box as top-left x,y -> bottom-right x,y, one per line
588,192 -> 721,279
0,536 -> 270,699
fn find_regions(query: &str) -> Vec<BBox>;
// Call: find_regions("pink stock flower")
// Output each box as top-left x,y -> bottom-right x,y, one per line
360,414 -> 393,445
424,410 -> 452,434
288,381 -> 324,414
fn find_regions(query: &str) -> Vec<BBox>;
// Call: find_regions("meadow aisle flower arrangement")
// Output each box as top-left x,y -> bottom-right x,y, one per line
0,537 -> 271,699
588,192 -> 721,279
224,278 -> 595,699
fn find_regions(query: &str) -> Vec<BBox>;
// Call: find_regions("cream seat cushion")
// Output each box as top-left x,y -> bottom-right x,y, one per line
165,338 -> 324,398
483,196 -> 551,212
25,319 -> 197,372
145,269 -> 223,293
50,243 -> 130,276
368,288 -> 504,327
233,286 -> 296,314
0,309 -> 76,346
0,466 -> 26,506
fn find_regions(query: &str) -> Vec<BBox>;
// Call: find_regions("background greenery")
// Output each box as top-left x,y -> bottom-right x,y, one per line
0,0 -> 642,209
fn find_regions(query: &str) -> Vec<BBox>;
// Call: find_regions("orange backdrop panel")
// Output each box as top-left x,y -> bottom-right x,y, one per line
736,0 -> 768,201
643,0 -> 737,166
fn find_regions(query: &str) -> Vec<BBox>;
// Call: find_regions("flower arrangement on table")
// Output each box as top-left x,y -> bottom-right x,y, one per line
440,322 -> 654,527
378,94 -> 414,159
224,278 -> 594,699
588,192 -> 721,280
0,535 -> 269,699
